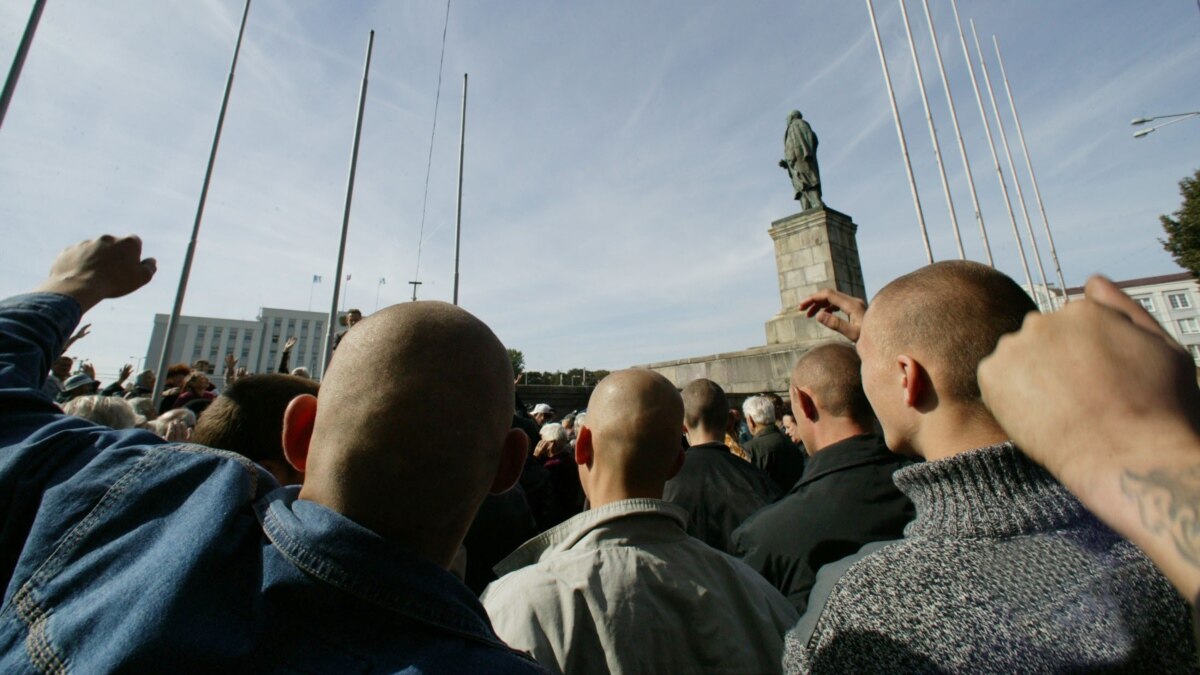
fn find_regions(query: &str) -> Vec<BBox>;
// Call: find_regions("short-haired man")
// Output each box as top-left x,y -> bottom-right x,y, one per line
331,308 -> 363,352
742,394 -> 805,492
483,369 -> 798,673
0,236 -> 541,671
663,378 -> 780,553
732,342 -> 913,613
784,261 -> 1196,672
191,373 -> 320,486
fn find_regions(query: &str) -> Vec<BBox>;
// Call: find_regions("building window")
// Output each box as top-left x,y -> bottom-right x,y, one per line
1190,344 -> 1200,362
1169,293 -> 1192,310
1180,318 -> 1200,335
1135,296 -> 1155,313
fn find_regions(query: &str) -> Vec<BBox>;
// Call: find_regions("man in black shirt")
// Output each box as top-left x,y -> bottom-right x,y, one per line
733,343 -> 913,613
663,379 -> 780,554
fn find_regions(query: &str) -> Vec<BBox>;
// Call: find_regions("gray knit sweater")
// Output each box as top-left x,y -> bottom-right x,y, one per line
784,442 -> 1198,674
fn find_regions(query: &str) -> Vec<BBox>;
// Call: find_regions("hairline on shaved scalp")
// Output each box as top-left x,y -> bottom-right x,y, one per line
791,341 -> 872,425
868,260 -> 1038,405
681,378 -> 729,432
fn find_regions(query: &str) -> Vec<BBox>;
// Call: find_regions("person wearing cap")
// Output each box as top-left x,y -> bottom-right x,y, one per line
530,403 -> 554,427
59,372 -> 100,402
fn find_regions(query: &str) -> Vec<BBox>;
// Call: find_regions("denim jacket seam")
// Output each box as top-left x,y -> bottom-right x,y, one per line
9,446 -> 166,673
261,509 -> 513,653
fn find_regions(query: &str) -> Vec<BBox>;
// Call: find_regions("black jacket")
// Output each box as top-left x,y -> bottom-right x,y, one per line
744,424 -> 806,493
732,433 -> 915,614
662,442 -> 781,554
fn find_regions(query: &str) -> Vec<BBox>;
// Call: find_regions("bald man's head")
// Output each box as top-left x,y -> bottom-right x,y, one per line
863,260 -> 1037,405
303,301 -> 516,544
583,369 -> 684,493
791,342 -> 872,426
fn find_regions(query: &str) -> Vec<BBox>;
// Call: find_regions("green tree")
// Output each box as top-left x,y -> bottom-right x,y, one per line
508,348 -> 525,375
1161,169 -> 1200,278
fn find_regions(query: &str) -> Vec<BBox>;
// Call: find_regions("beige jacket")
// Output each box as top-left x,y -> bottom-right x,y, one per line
481,499 -> 798,674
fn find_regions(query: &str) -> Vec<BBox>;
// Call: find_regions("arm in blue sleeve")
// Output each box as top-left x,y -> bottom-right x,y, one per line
0,293 -> 81,414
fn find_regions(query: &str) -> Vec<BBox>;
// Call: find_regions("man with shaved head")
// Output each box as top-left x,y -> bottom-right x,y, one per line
483,369 -> 798,673
663,378 -> 780,554
783,261 -> 1195,672
0,236 -> 541,671
732,342 -> 913,613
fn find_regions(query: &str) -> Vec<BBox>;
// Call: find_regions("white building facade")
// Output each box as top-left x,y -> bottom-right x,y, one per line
1063,272 -> 1200,364
145,308 -> 343,379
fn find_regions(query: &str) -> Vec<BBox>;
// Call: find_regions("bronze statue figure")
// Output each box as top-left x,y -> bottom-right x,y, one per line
780,110 -> 823,210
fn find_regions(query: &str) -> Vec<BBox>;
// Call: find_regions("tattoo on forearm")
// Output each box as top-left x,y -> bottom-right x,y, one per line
1122,467 -> 1200,568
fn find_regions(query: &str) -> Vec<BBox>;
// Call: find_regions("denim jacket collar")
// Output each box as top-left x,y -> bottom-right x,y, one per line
257,488 -> 509,651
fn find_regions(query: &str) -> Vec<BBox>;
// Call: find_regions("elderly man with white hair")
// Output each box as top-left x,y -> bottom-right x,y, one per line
742,394 -> 805,492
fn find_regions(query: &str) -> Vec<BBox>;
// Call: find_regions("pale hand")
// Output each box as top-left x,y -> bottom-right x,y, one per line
34,235 -> 156,313
117,364 -> 133,383
797,288 -> 867,343
283,336 -> 298,352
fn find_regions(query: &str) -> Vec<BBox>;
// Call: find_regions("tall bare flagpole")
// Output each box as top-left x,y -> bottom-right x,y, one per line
899,0 -> 964,259
922,0 -> 991,265
320,30 -> 375,379
452,73 -> 468,306
971,21 -> 1051,310
0,0 -> 47,131
953,6 -> 1035,304
153,0 -> 252,407
994,36 -> 1069,306
866,0 -> 933,264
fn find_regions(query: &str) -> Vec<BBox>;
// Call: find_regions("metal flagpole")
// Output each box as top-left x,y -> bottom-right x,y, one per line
994,36 -> 1069,306
899,0 -> 964,259
320,30 -> 375,380
953,8 -> 1035,304
866,0 -> 933,264
0,0 -> 47,131
922,0 -> 991,265
971,22 -> 1051,310
153,0 -> 252,408
452,73 -> 468,306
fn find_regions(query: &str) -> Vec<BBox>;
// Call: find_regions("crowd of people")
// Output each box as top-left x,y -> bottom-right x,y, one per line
2,234 -> 1200,672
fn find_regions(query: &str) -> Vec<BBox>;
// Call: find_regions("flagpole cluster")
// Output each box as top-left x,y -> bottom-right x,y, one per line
868,0 -> 1067,308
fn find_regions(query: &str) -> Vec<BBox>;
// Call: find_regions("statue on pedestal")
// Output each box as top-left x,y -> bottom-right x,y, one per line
779,110 -> 823,211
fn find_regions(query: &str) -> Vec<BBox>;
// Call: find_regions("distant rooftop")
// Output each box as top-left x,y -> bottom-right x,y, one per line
1065,271 -> 1194,296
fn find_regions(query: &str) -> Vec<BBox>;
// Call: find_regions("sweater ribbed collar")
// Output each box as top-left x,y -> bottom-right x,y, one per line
894,442 -> 1091,539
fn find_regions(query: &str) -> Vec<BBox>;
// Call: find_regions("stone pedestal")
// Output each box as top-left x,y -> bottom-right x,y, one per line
642,206 -> 867,395
764,208 -> 866,346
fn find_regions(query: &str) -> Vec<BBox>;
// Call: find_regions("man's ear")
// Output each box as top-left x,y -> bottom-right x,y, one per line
281,394 -> 318,472
897,355 -> 927,409
489,428 -> 527,495
794,387 -> 818,422
665,447 -> 686,481
575,426 -> 593,466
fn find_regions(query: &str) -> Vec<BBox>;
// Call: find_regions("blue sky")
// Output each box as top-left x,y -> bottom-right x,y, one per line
1,0 -> 1198,381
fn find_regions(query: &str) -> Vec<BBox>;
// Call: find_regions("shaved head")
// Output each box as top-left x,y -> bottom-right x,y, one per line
682,378 -> 729,433
584,369 -> 684,492
302,301 -> 515,553
865,260 -> 1037,404
792,342 -> 872,425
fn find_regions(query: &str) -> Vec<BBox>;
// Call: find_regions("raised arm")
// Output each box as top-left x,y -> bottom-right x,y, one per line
979,276 -> 1200,603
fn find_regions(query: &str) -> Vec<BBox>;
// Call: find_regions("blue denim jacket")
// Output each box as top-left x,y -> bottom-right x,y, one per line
0,293 -> 544,673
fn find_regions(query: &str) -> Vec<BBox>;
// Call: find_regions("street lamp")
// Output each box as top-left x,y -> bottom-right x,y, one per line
1132,111 -> 1200,138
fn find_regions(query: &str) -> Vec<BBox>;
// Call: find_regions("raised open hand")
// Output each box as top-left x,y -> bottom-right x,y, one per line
117,364 -> 133,383
283,336 -> 298,352
797,288 -> 867,342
